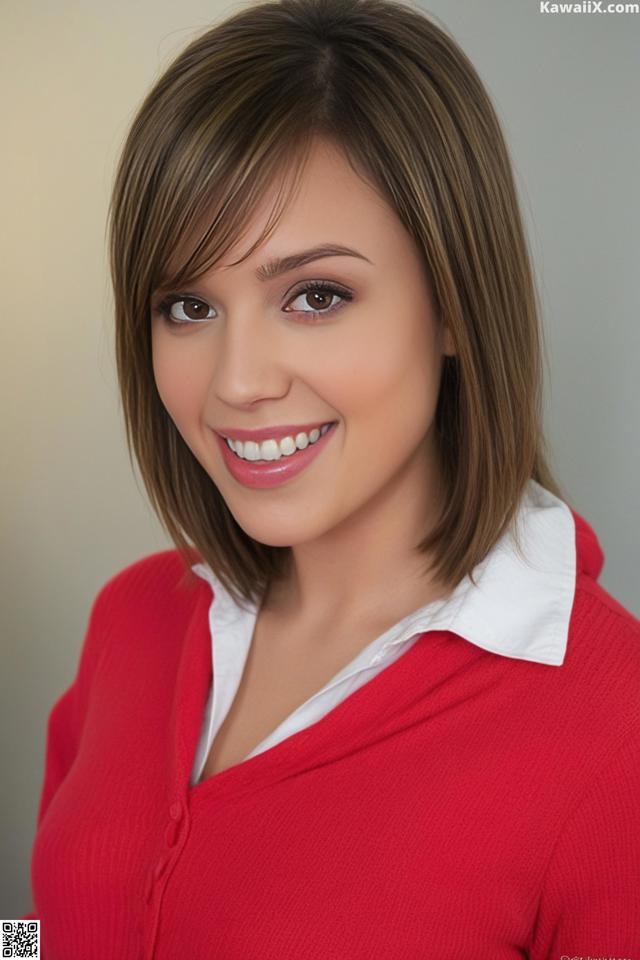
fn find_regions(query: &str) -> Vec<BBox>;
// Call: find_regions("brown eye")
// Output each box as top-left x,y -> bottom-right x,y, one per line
172,298 -> 213,322
284,281 -> 352,321
154,296 -> 215,325
305,290 -> 333,310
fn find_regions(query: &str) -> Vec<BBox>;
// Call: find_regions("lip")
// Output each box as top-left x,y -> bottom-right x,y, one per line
214,420 -> 335,443
213,421 -> 338,490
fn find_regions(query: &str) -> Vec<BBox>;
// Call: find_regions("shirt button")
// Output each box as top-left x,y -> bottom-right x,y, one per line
169,800 -> 183,822
165,819 -> 180,848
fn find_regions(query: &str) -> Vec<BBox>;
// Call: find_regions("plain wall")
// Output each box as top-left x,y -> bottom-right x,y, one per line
1,0 -> 638,917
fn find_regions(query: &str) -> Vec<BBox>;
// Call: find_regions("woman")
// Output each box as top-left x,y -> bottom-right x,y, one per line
22,0 -> 640,956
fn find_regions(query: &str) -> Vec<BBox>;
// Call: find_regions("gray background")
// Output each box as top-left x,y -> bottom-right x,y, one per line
1,0 -> 638,917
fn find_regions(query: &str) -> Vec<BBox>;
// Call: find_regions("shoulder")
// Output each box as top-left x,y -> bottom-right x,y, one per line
97,547 -> 190,594
529,583 -> 640,951
559,503 -> 640,730
560,573 -> 640,753
570,571 -> 640,668
90,548 -> 204,633
65,549 -> 206,707
569,505 -> 639,653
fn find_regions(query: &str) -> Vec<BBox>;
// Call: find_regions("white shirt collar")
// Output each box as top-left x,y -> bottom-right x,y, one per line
191,479 -> 583,668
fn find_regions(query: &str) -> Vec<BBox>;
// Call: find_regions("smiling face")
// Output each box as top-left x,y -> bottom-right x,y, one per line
150,138 -> 455,558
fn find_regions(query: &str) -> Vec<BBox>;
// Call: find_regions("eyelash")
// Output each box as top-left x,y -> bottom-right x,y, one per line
152,280 -> 353,327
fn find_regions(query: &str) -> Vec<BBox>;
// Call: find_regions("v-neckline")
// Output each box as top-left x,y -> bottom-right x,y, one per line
172,578 -> 460,804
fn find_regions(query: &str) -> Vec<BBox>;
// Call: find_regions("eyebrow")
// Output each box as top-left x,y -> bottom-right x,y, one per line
254,243 -> 372,280
154,244 -> 372,300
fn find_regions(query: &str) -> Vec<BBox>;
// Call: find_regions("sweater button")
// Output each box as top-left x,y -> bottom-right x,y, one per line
144,871 -> 154,904
154,857 -> 169,880
169,800 -> 183,822
165,819 -> 180,848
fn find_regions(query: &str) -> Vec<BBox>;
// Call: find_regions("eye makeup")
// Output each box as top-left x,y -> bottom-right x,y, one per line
152,279 -> 354,327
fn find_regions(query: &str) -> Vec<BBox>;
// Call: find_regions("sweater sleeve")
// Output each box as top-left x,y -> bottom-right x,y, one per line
528,729 -> 640,958
20,582 -> 113,920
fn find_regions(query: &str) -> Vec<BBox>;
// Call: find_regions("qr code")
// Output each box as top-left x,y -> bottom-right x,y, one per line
1,921 -> 40,958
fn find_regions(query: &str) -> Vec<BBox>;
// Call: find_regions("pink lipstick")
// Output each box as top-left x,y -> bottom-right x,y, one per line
213,421 -> 338,489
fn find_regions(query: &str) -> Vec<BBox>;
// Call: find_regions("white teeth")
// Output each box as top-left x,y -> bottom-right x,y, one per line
226,422 -> 333,462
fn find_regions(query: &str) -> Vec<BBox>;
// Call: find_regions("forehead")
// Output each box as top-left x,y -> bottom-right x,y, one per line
154,136 -> 422,298
168,141 -> 401,282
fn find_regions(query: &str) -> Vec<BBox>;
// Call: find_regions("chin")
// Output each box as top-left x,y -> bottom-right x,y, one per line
229,509 -> 329,549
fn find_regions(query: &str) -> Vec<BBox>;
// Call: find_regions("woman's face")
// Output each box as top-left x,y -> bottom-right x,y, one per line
151,138 -> 455,550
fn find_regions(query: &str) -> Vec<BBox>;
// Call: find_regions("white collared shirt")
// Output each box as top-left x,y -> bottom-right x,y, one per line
189,478 -> 576,785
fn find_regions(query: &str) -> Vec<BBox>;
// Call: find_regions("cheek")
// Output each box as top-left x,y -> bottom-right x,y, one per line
324,316 -> 440,429
151,336 -> 205,426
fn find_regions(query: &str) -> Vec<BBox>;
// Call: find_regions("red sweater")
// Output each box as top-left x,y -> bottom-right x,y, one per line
22,511 -> 640,959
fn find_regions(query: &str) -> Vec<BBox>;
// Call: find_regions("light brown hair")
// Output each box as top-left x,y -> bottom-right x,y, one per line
107,0 -> 568,608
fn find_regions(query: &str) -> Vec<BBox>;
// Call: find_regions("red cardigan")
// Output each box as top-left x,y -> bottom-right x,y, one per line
22,510 -> 640,959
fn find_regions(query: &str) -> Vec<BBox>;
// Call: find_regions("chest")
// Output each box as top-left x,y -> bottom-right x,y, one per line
197,614 -> 380,783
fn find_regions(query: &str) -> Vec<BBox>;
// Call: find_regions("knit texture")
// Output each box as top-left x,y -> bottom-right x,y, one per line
22,509 -> 640,959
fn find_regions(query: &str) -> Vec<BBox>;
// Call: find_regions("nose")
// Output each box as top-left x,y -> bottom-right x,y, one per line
210,309 -> 290,407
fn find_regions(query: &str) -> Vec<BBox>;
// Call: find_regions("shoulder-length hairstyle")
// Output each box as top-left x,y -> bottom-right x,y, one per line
107,0 -> 568,608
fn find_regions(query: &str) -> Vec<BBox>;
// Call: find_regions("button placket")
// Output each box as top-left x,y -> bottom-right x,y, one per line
143,799 -> 188,913
154,856 -> 169,881
165,819 -> 180,847
165,798 -> 184,847
144,870 -> 154,904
